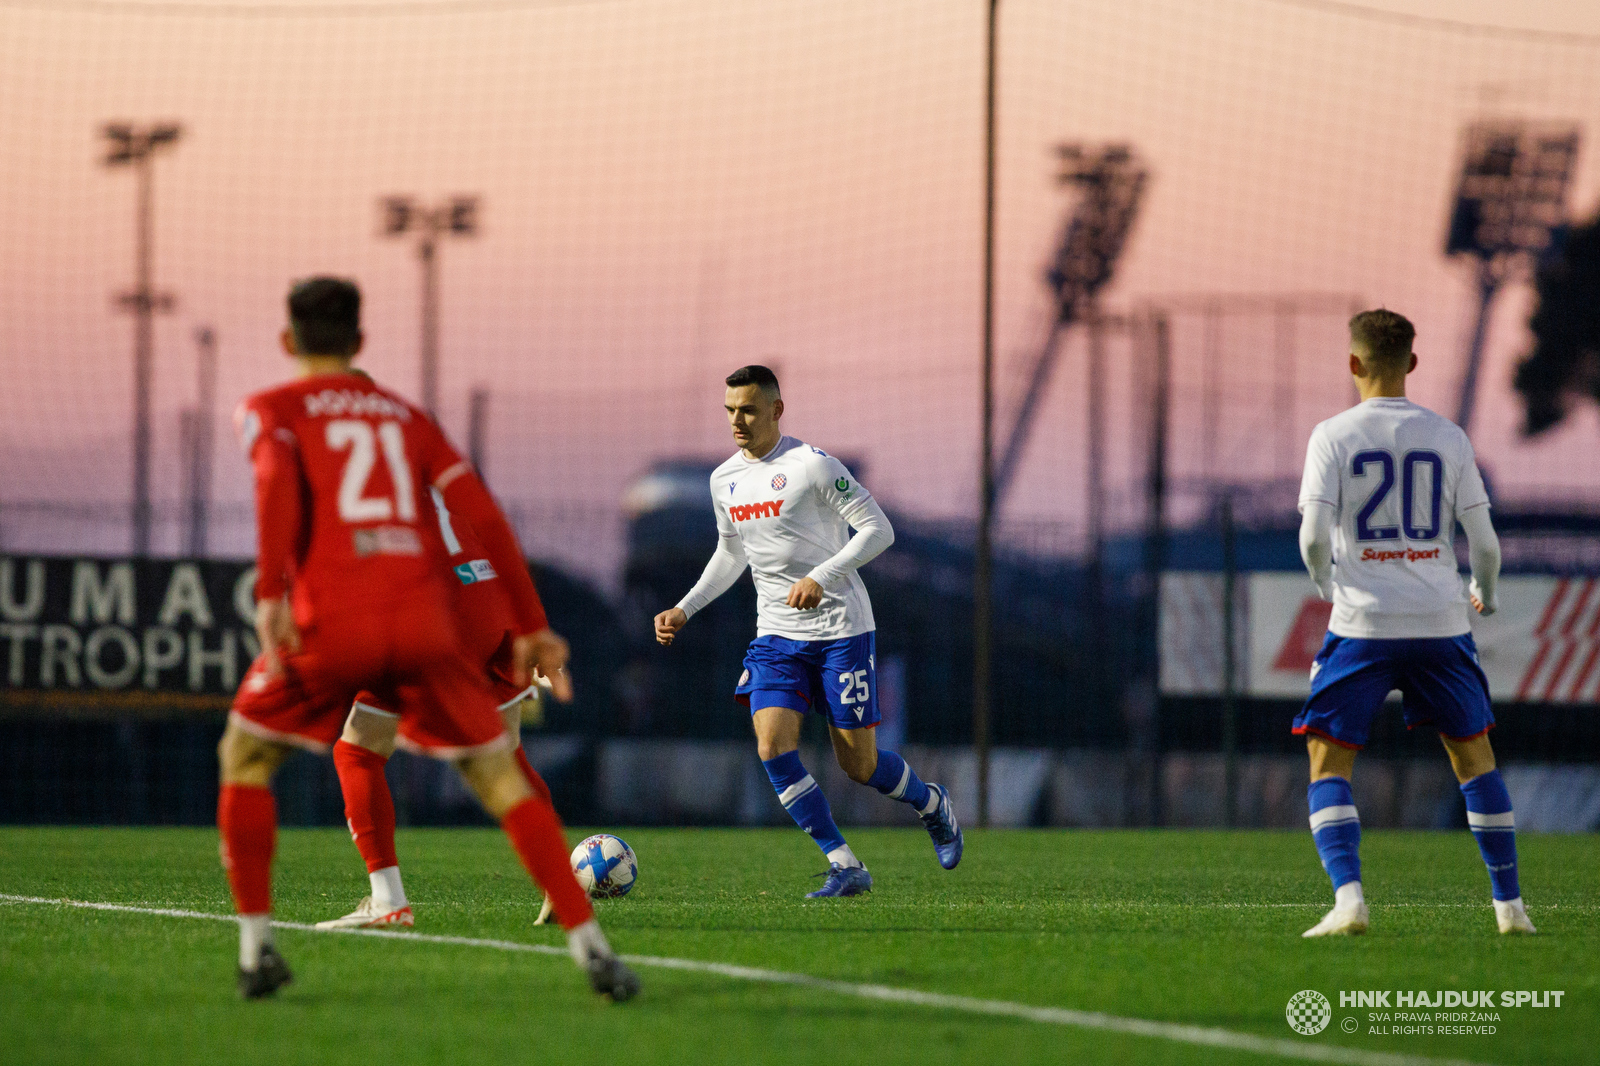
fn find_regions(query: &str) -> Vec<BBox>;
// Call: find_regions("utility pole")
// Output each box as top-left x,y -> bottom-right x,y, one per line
380,196 -> 479,416
974,0 -> 999,829
183,326 -> 217,556
102,122 -> 182,556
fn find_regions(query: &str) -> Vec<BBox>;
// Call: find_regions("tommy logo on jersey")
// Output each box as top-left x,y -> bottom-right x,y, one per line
454,558 -> 498,584
731,500 -> 784,522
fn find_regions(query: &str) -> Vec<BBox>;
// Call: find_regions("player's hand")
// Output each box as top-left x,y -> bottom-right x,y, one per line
1313,576 -> 1334,602
785,577 -> 824,610
1469,580 -> 1496,617
254,596 -> 301,681
654,608 -> 687,647
515,628 -> 573,703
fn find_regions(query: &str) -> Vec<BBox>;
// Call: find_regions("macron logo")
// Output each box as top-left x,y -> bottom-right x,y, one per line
731,499 -> 784,522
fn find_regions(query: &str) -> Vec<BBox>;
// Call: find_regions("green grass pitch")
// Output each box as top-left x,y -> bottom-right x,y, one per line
0,826 -> 1594,1066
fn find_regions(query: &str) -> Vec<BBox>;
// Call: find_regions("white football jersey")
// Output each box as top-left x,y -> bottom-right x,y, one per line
1299,397 -> 1489,639
705,436 -> 878,641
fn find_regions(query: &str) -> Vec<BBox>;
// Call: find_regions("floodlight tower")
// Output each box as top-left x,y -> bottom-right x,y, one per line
102,121 -> 182,556
380,196 -> 479,415
991,143 -> 1146,512
1445,120 -> 1578,436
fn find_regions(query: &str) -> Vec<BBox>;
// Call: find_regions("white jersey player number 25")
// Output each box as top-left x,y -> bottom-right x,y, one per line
326,419 -> 417,524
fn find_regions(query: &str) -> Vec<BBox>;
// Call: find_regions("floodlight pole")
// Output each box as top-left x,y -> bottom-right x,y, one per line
974,0 -> 999,830
186,326 -> 217,557
380,195 -> 479,417
1455,261 -> 1502,435
103,122 -> 181,556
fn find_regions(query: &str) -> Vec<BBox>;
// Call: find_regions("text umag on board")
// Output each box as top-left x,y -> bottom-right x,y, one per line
0,556 -> 259,704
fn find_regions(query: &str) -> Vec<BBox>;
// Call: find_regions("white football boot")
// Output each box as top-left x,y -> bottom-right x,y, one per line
314,896 -> 414,930
1494,897 -> 1536,935
1302,902 -> 1369,937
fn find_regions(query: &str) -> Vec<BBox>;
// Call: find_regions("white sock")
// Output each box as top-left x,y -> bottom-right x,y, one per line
370,866 -> 407,909
825,844 -> 863,870
918,789 -> 941,816
566,918 -> 612,968
239,914 -> 273,971
1335,881 -> 1365,909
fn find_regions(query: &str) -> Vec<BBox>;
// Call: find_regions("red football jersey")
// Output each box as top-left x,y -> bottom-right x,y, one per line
431,488 -> 519,662
235,373 -> 469,624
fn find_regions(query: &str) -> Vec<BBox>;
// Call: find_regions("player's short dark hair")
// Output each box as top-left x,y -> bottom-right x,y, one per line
288,276 -> 362,356
1348,308 -> 1415,373
725,364 -> 781,398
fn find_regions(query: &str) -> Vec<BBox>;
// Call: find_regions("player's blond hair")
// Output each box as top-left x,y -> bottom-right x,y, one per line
1349,309 -> 1414,375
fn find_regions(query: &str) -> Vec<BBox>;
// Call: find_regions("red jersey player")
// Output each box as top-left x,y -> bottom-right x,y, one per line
219,277 -> 637,1001
317,482 -> 559,929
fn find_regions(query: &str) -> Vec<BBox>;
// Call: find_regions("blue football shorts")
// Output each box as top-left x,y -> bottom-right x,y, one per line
735,632 -> 879,730
1292,632 -> 1494,750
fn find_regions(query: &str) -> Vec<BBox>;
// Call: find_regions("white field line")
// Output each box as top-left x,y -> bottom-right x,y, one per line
0,892 -> 1501,1066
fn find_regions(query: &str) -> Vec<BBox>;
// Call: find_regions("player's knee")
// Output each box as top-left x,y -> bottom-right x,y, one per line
217,726 -> 287,785
341,708 -> 398,758
838,749 -> 875,784
456,748 -> 532,820
1443,734 -> 1496,783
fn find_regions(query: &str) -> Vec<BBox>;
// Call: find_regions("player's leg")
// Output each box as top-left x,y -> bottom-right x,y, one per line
1441,734 -> 1531,932
216,717 -> 294,996
737,637 -> 866,894
823,633 -> 961,869
751,704 -> 868,897
1292,635 -> 1390,937
321,702 -> 412,930
501,700 -> 553,806
1401,634 -> 1532,934
454,745 -> 638,999
1303,735 -> 1368,935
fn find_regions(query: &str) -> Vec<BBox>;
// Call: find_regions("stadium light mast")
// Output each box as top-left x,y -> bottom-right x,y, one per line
1444,120 -> 1578,436
102,121 -> 182,556
380,195 -> 479,415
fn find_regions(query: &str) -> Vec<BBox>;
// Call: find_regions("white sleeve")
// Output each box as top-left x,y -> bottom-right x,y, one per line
674,500 -> 749,620
805,457 -> 895,591
1299,500 -> 1336,602
1460,504 -> 1500,616
1298,424 -> 1339,514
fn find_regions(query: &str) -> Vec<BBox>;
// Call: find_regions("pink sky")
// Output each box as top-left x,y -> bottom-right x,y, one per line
1,0 -> 1598,581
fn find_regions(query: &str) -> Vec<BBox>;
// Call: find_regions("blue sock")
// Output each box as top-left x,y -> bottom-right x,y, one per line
763,752 -> 850,862
1460,769 -> 1520,901
865,750 -> 933,812
1308,777 -> 1361,892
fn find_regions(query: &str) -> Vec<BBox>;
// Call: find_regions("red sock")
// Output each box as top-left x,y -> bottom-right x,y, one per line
217,784 -> 276,915
500,796 -> 593,930
333,740 -> 399,873
514,746 -> 553,807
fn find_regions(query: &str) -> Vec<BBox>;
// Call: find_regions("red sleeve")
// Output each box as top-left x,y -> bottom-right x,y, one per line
439,470 -> 549,634
251,434 -> 303,601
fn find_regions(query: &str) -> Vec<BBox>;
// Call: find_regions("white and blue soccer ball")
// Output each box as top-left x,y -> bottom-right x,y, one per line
571,834 -> 638,899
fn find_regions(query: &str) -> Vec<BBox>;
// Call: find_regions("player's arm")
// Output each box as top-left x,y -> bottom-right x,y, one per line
788,458 -> 894,610
1455,444 -> 1499,616
1297,425 -> 1339,601
434,462 -> 573,699
238,404 -> 305,678
656,503 -> 747,646
1299,503 -> 1336,602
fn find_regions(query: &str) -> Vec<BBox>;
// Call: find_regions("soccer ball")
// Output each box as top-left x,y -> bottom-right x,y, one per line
571,834 -> 638,899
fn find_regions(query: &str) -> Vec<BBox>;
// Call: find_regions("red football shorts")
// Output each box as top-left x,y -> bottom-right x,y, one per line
230,592 -> 509,760
352,582 -> 532,757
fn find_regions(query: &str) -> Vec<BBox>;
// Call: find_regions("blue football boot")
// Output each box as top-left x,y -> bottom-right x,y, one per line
805,863 -> 873,898
919,784 -> 963,870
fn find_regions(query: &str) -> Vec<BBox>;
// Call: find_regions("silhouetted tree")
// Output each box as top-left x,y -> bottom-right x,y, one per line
1515,214 -> 1600,435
